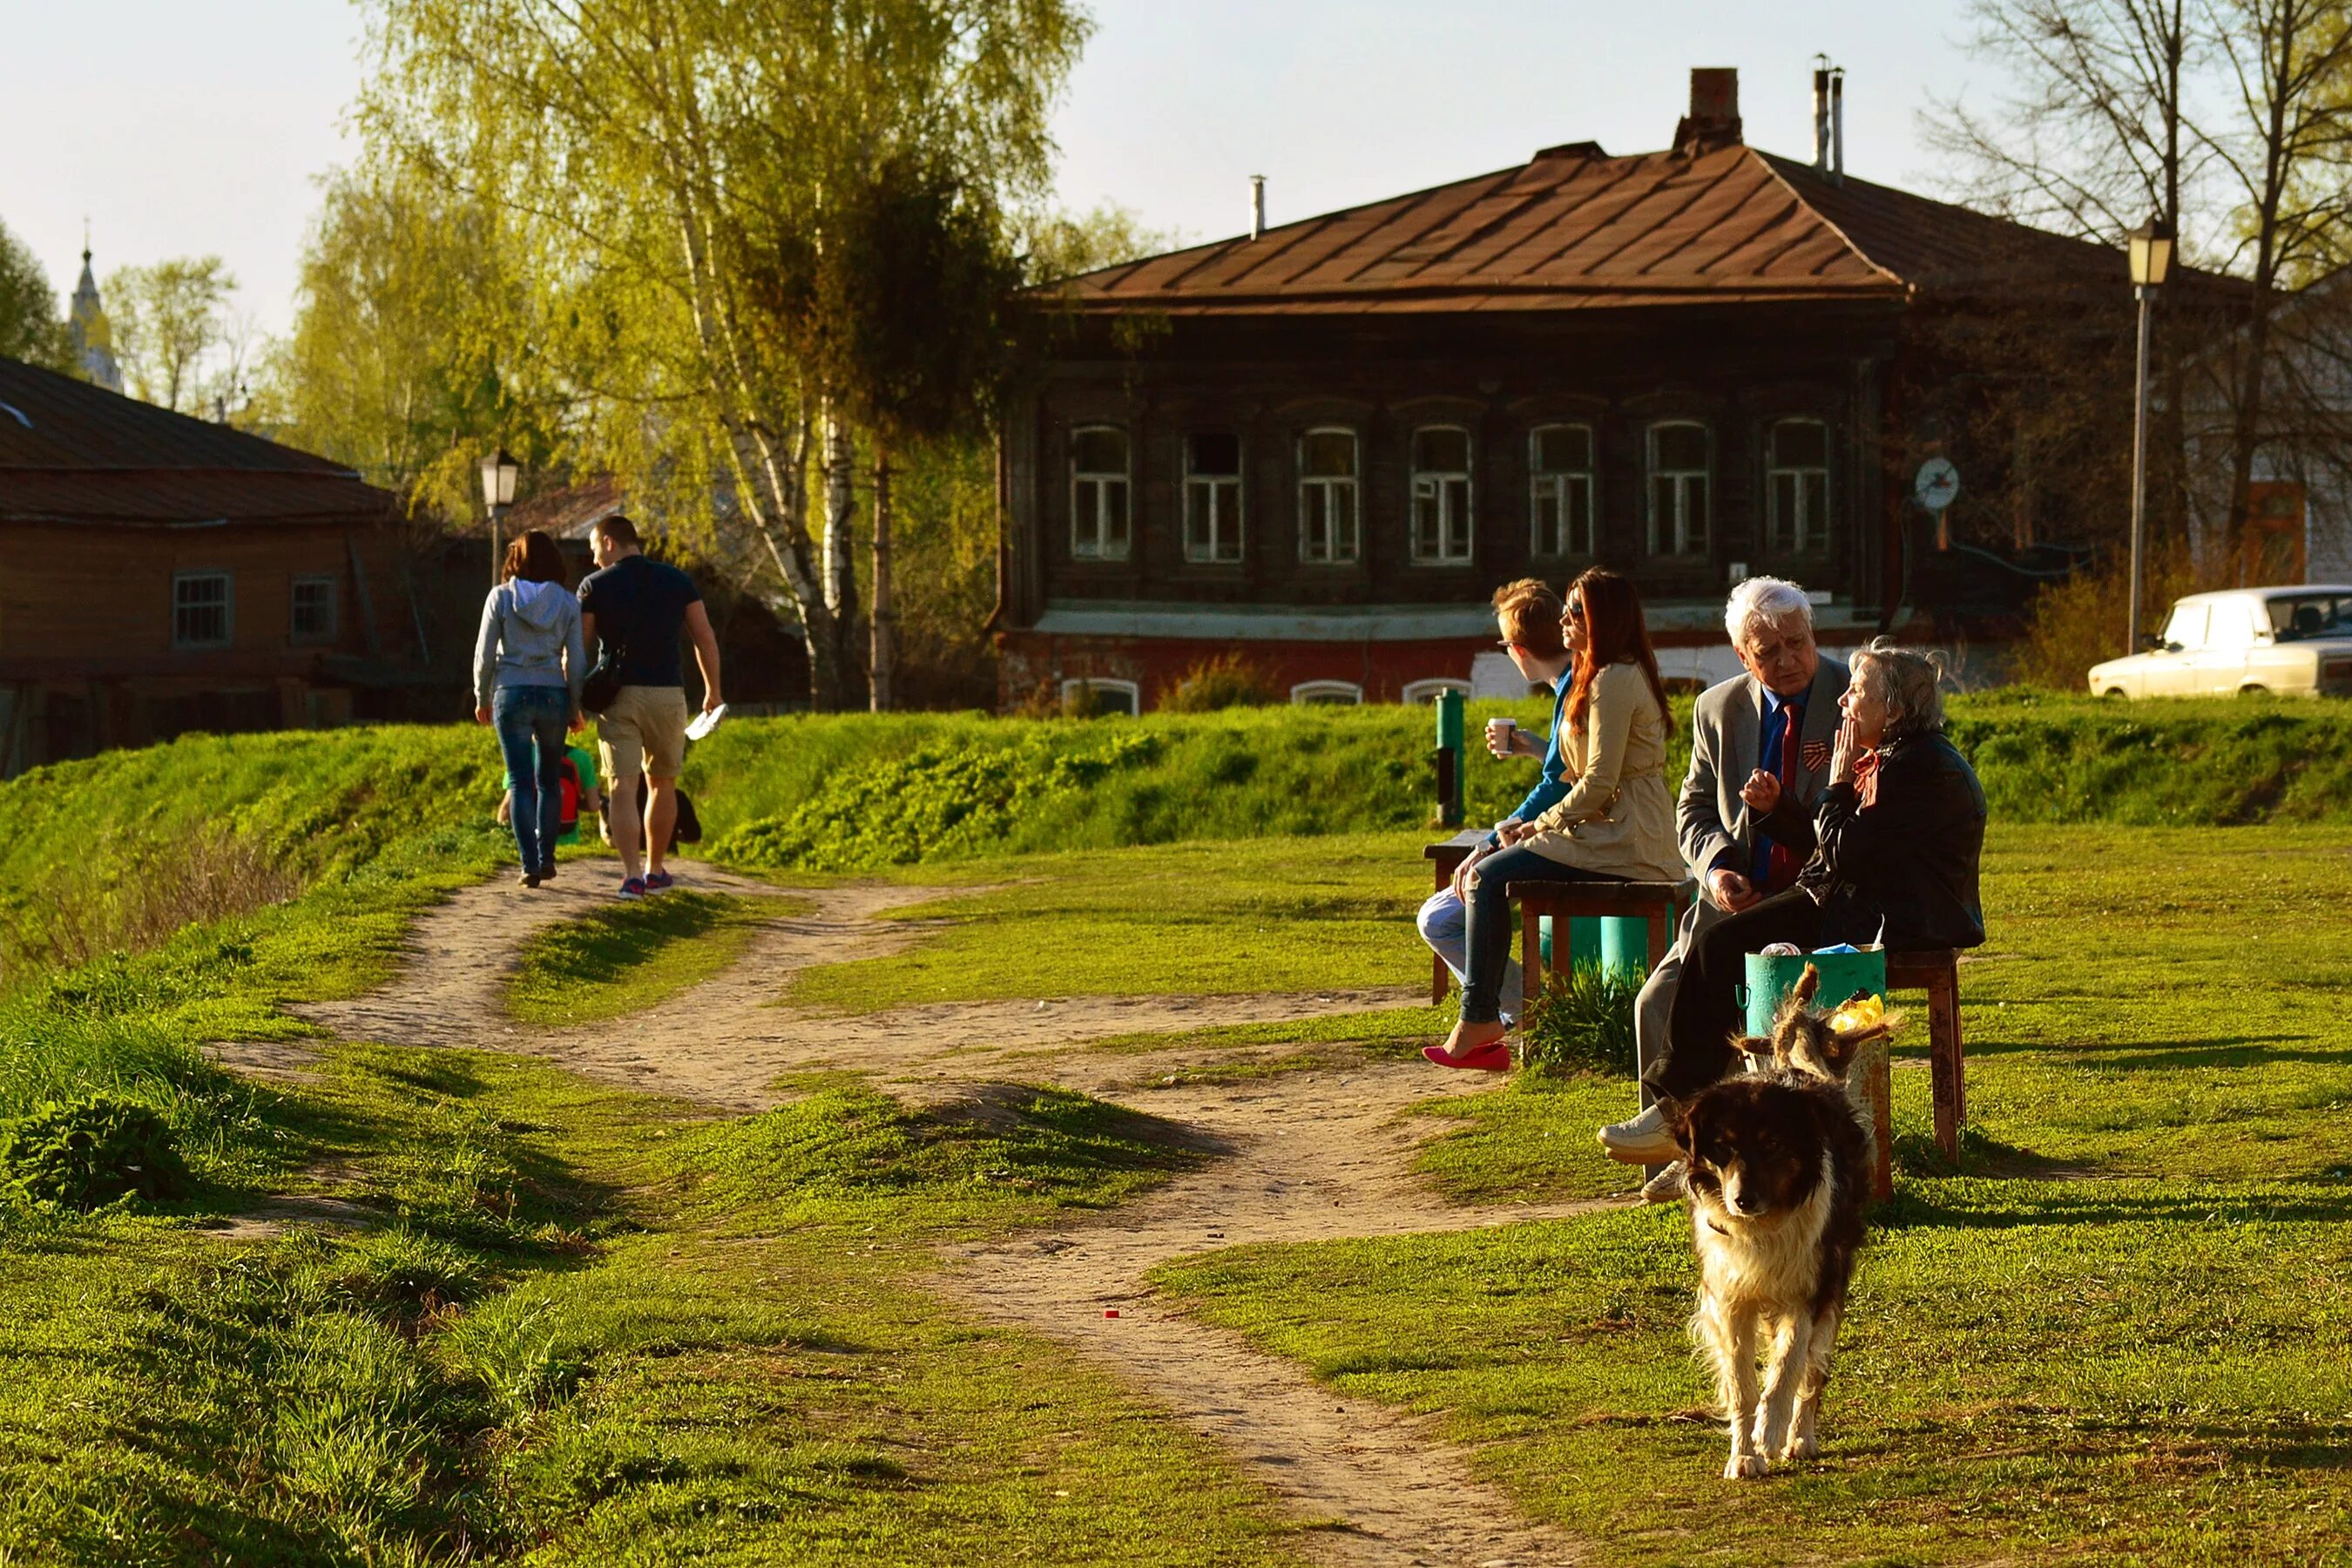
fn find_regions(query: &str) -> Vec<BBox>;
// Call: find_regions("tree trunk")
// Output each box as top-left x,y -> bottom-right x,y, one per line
821,406 -> 865,706
870,446 -> 896,712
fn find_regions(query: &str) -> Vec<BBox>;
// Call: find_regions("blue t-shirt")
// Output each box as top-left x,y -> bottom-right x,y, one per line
577,553 -> 702,688
1487,676 -> 1573,848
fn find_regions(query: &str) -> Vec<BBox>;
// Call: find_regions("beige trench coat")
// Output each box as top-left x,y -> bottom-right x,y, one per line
1520,660 -> 1684,882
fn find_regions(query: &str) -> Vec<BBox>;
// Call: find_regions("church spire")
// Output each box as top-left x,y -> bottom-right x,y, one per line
69,224 -> 122,394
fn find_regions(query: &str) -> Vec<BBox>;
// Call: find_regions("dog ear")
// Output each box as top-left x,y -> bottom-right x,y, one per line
1656,1093 -> 1694,1152
1794,963 -> 1821,1007
1730,1033 -> 1774,1073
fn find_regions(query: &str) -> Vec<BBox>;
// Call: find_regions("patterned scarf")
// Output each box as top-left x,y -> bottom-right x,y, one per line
1853,748 -> 1883,809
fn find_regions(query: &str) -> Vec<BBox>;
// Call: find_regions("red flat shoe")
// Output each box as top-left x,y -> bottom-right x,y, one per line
1423,1039 -> 1511,1071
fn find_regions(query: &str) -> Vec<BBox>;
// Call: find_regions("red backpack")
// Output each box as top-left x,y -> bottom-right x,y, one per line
557,754 -> 583,836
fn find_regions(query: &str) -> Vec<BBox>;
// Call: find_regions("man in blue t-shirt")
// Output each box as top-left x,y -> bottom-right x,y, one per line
576,513 -> 723,899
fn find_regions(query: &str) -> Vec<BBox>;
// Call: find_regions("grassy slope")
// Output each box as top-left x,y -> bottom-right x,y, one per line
504,890 -> 811,1025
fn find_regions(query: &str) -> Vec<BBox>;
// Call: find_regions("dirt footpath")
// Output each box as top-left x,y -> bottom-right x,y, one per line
226,862 -> 1606,1566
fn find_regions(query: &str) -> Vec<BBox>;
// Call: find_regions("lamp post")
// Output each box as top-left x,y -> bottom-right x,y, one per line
478,448 -> 520,586
2126,217 -> 2174,655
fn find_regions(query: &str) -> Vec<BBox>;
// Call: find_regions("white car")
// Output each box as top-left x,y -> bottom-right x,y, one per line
2088,585 -> 2352,698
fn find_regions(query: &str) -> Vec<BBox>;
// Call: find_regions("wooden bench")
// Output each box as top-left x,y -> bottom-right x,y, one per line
1510,880 -> 1680,1011
1887,948 -> 1967,1164
1422,829 -> 1486,1004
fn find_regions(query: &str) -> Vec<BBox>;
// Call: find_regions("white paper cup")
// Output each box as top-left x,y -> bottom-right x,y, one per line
1485,717 -> 1517,756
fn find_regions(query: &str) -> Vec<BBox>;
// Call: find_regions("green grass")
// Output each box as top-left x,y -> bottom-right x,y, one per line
504,891 -> 809,1025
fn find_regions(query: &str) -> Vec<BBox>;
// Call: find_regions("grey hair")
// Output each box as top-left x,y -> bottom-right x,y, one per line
1851,636 -> 1947,740
1724,576 -> 1815,646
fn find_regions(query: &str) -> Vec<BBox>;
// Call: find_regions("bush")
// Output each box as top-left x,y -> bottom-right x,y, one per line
1159,652 -> 1277,713
2011,542 -> 2228,691
1516,964 -> 1640,1078
2,1093 -> 191,1209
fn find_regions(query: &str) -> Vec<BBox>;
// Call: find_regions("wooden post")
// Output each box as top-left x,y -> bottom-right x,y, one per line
1929,963 -> 1964,1163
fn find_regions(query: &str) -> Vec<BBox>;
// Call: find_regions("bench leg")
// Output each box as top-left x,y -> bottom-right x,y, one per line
1865,1044 -> 1895,1204
1432,953 -> 1450,1007
1522,902 -> 1545,1016
1929,970 -> 1964,1163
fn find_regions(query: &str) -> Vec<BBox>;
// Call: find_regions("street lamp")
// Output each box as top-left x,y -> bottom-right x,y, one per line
479,448 -> 520,585
2126,217 -> 2173,655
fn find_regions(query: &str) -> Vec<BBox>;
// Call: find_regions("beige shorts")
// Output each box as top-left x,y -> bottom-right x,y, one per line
598,685 -> 689,782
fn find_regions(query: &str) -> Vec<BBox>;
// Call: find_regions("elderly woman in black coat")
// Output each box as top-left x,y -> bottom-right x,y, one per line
1603,637 -> 1987,1161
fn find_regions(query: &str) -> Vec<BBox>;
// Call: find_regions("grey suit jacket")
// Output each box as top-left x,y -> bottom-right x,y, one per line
1676,658 -> 1851,882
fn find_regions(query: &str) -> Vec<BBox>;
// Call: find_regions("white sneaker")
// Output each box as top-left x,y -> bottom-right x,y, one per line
1639,1161 -> 1687,1205
1597,1103 -> 1681,1166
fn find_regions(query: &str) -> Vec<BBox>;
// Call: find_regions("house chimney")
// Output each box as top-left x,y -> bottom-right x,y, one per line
1674,67 -> 1743,152
1250,174 -> 1266,240
1813,57 -> 1832,172
1830,66 -> 1846,184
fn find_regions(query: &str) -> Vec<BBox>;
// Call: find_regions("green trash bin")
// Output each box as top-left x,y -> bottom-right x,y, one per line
1739,948 -> 1885,1037
1539,911 -> 1665,978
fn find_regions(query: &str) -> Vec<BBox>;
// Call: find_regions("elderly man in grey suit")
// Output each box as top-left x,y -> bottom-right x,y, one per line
1596,577 -> 1850,1197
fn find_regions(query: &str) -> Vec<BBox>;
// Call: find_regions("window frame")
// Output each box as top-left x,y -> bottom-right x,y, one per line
1528,422 -> 1597,559
1059,677 -> 1139,716
172,570 -> 234,651
1182,431 -> 1246,564
1289,679 -> 1364,706
1400,678 -> 1471,705
288,574 -> 340,645
1764,417 -> 1831,553
1409,424 -> 1475,565
1646,420 -> 1712,557
1069,424 -> 1132,563
1296,426 -> 1361,564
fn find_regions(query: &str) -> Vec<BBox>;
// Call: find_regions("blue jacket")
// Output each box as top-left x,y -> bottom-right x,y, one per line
1485,676 -> 1572,848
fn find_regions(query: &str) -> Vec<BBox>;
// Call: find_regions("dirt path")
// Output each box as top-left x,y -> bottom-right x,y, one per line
229,862 -> 1610,1565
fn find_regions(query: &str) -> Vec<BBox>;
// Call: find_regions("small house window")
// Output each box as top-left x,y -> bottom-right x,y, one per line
290,576 -> 339,645
1401,678 -> 1471,705
1297,428 -> 1359,564
1060,677 -> 1139,716
1410,426 -> 1473,564
1647,421 -> 1710,556
1071,426 -> 1131,561
1530,423 -> 1595,558
1290,679 -> 1363,706
1184,432 -> 1244,564
1767,419 -> 1829,552
172,571 -> 233,650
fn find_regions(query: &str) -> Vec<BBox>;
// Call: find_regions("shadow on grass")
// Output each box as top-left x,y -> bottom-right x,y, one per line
1876,1179 -> 2352,1233
1896,1032 -> 2328,1064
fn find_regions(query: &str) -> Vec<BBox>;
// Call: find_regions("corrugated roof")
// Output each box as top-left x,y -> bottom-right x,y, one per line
1056,141 -> 2139,316
0,355 -> 396,526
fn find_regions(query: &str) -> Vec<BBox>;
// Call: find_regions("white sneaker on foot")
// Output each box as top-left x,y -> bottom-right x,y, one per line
1597,1103 -> 1680,1165
1639,1161 -> 1687,1205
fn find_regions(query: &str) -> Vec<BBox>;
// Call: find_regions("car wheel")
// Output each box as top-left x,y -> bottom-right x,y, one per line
2238,685 -> 2269,698
2099,687 -> 2128,700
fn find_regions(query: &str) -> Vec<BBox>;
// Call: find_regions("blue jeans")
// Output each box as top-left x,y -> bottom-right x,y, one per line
494,685 -> 569,874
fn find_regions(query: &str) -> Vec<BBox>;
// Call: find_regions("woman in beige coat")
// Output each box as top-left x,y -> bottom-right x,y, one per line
1426,568 -> 1683,1071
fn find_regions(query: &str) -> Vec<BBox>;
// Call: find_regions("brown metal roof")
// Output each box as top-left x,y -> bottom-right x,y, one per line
0,355 -> 397,526
1056,141 -> 2139,316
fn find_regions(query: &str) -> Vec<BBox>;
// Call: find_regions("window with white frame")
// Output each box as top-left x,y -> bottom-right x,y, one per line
1766,419 -> 1829,552
1070,426 -> 1131,560
172,571 -> 233,649
1059,677 -> 1139,716
1400,678 -> 1471,705
1289,679 -> 1363,706
1530,423 -> 1595,558
289,576 -> 339,645
1184,432 -> 1244,563
1297,428 -> 1359,563
1410,426 -> 1473,564
1647,421 -> 1710,556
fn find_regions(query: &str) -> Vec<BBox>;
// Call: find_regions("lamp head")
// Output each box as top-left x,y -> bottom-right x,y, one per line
479,448 -> 520,511
2128,217 -> 2175,289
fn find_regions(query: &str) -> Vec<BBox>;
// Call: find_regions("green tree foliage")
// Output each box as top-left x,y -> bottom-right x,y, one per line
274,162 -> 552,524
356,0 -> 1091,710
0,218 -> 70,369
105,255 -> 243,415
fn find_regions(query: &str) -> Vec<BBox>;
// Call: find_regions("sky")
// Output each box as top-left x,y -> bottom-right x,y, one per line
0,1 -> 1996,340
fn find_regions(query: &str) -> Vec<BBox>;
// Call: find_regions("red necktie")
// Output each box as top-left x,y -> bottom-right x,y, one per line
1767,703 -> 1801,889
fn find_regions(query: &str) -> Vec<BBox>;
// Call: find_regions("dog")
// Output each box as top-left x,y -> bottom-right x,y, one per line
1668,1024 -> 1872,1479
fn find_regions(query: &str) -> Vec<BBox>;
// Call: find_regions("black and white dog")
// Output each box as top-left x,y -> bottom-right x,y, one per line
1668,968 -> 1877,1479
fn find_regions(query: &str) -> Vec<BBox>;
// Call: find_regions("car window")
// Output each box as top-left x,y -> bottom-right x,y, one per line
2267,593 -> 2352,640
2207,600 -> 2260,650
2161,603 -> 2209,648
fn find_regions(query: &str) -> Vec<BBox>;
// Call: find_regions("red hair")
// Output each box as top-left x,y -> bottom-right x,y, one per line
1563,567 -> 1670,728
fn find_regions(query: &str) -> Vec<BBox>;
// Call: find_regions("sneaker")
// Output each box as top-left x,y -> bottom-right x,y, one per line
644,870 -> 674,892
618,877 -> 647,900
1639,1161 -> 1688,1205
1597,1103 -> 1681,1166
537,861 -> 558,882
517,869 -> 540,889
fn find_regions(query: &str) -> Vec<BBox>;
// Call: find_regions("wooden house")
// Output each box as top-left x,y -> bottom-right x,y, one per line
0,355 -> 426,774
994,67 -> 2147,711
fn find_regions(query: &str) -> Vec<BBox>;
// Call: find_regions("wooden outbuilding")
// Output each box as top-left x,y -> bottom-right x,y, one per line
0,355 -> 426,774
996,67 -> 2150,711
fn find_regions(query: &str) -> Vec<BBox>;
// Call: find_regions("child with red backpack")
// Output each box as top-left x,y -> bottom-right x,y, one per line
496,741 -> 603,869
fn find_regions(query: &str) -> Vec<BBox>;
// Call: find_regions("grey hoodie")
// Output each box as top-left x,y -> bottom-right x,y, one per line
473,578 -> 585,712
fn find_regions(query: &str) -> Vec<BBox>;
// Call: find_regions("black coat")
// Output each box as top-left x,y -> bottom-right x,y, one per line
1796,733 -> 1987,950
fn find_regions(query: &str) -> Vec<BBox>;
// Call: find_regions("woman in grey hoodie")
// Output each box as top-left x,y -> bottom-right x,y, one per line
473,530 -> 586,887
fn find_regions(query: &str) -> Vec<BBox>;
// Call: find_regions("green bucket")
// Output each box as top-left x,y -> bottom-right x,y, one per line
1740,949 -> 1885,1037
